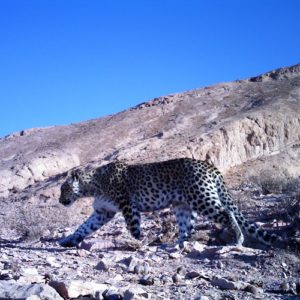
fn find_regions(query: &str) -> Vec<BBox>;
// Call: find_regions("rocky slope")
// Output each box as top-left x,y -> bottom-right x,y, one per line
0,63 -> 300,299
1,191 -> 300,300
1,64 -> 300,200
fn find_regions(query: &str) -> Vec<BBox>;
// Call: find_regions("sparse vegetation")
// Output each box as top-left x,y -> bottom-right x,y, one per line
278,178 -> 300,239
248,170 -> 300,246
0,199 -> 73,242
249,169 -> 289,195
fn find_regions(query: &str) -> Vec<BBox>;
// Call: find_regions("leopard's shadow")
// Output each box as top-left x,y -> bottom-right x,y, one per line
0,238 -> 68,253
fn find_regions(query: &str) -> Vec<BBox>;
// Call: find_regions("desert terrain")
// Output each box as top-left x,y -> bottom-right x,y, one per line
0,64 -> 299,299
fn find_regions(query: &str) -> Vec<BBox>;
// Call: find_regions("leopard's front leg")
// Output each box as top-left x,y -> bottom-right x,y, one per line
59,209 -> 116,247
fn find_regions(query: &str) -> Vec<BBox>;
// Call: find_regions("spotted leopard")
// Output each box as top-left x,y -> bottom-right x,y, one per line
58,157 -> 278,248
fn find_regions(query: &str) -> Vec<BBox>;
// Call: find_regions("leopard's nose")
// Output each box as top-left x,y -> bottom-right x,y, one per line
59,197 -> 70,206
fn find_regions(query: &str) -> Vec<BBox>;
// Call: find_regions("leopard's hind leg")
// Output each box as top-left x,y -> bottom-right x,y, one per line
192,193 -> 244,246
122,203 -> 141,240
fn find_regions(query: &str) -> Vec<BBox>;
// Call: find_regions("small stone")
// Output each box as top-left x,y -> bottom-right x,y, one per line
143,262 -> 150,275
176,266 -> 186,276
126,256 -> 141,273
148,246 -> 157,252
18,267 -> 44,284
42,228 -> 51,237
169,252 -> 181,259
76,249 -> 89,257
21,267 -> 39,276
3,261 -> 12,269
280,282 -> 290,292
244,284 -> 261,295
0,271 -> 11,280
134,264 -> 145,275
79,241 -> 93,251
139,275 -> 154,286
49,281 -> 69,299
192,241 -> 206,251
211,277 -> 238,290
161,275 -> 173,285
103,287 -> 122,300
164,243 -> 181,252
46,256 -> 60,268
97,240 -> 117,250
105,274 -> 123,285
194,296 -> 210,300
148,254 -> 162,263
281,262 -> 288,268
172,273 -> 183,284
123,290 -> 135,300
95,259 -> 110,271
123,286 -> 150,300
186,271 -> 201,279
51,280 -> 108,299
133,262 -> 150,275
114,274 -> 123,281
186,241 -> 206,255
153,277 -> 161,285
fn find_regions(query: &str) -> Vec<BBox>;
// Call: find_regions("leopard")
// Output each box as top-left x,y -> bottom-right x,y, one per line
58,157 -> 279,248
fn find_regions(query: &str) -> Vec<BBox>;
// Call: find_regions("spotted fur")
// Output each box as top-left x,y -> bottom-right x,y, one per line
58,158 -> 278,248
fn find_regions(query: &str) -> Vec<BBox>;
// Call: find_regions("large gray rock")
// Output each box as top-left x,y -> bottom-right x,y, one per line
0,281 -> 63,300
49,280 -> 109,299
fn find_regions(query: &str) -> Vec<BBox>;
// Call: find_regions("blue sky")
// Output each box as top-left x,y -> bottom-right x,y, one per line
0,0 -> 299,137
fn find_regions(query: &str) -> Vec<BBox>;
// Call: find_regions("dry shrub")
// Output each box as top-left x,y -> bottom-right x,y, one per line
279,179 -> 300,237
0,200 -> 73,242
249,169 -> 288,195
249,170 -> 300,238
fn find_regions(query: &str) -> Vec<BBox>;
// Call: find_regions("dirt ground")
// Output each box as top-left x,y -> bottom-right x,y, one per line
1,183 -> 299,300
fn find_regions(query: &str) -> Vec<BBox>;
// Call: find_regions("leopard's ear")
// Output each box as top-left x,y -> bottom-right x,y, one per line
72,170 -> 81,181
67,169 -> 81,181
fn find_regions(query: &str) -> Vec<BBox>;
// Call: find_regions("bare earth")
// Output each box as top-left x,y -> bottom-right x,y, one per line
0,64 -> 300,299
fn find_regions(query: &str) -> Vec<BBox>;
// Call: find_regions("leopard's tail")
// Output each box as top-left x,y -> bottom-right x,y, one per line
214,171 -> 283,247
233,208 -> 279,246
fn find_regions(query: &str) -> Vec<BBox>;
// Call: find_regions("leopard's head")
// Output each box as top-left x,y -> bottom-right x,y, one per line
59,169 -> 85,206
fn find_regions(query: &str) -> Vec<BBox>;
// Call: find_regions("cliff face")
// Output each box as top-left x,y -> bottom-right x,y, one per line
0,64 -> 300,199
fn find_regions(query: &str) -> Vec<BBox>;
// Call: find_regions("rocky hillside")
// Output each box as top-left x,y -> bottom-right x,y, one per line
0,64 -> 300,300
1,63 -> 300,200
